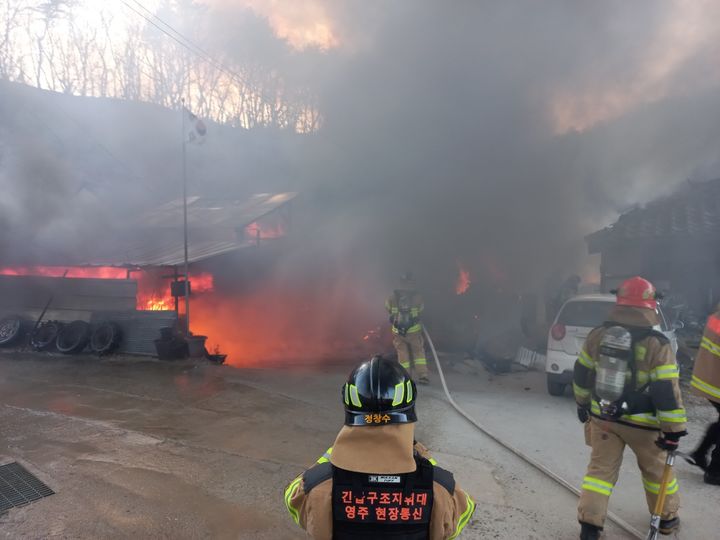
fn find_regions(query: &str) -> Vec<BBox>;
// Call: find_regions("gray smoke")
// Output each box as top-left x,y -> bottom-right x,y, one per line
2,0 -> 720,337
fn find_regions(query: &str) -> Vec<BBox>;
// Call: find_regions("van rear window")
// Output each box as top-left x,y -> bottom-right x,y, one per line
557,301 -> 614,328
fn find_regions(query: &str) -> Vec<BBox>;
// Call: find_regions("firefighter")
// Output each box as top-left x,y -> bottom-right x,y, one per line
386,272 -> 430,384
573,277 -> 687,540
686,305 -> 720,485
284,356 -> 475,539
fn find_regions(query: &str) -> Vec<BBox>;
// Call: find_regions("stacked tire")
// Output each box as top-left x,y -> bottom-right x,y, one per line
90,322 -> 122,356
4,318 -> 123,356
56,320 -> 92,354
31,321 -> 64,351
0,316 -> 27,347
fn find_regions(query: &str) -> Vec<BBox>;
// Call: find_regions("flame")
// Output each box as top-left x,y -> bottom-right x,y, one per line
0,265 -> 380,366
143,296 -> 171,311
244,220 -> 286,240
456,263 -> 471,295
362,326 -> 382,342
134,269 -> 214,311
190,284 -> 382,367
0,266 -> 128,279
0,265 -> 214,311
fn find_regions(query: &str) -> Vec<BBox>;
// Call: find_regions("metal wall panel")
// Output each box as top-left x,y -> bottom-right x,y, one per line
0,275 -> 137,315
91,310 -> 178,356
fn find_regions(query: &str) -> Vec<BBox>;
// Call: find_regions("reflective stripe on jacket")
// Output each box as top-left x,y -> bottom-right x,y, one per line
284,445 -> 475,540
692,311 -> 720,404
386,290 -> 424,334
572,307 -> 686,433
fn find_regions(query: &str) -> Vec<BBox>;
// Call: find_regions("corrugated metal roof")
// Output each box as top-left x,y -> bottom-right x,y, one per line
587,179 -> 720,253
85,192 -> 296,267
138,192 -> 297,229
89,238 -> 247,267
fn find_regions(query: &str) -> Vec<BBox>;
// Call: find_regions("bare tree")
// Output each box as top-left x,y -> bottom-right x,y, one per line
0,0 -> 25,79
0,0 -> 320,132
31,0 -> 75,88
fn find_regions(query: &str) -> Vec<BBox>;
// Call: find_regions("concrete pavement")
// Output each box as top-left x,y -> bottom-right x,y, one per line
434,357 -> 718,539
0,351 -> 645,538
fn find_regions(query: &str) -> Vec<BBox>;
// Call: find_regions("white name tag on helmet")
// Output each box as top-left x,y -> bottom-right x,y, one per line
368,475 -> 402,484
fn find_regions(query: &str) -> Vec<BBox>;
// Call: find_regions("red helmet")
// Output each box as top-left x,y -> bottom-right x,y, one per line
614,276 -> 657,310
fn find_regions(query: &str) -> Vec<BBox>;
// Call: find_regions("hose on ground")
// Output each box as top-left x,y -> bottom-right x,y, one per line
423,327 -> 643,540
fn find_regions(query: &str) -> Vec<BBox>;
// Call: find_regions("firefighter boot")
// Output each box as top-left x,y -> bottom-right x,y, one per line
704,452 -> 720,485
704,470 -> 720,485
580,522 -> 601,540
659,517 -> 680,535
685,449 -> 708,471
687,421 -> 720,470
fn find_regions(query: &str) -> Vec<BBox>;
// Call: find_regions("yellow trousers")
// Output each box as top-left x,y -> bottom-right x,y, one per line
393,331 -> 428,378
579,418 -> 679,527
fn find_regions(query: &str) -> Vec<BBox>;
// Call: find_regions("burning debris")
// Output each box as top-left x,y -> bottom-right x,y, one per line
455,262 -> 471,295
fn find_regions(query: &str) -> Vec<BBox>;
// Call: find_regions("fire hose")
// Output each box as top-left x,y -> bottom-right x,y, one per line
422,327 -> 644,540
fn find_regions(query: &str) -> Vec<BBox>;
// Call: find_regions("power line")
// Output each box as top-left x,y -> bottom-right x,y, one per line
117,0 -> 270,105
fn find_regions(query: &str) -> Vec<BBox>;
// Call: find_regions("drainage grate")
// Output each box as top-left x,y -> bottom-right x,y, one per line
0,462 -> 54,513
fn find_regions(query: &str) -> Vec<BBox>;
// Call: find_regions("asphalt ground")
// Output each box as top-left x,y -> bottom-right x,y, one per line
1,350 -> 712,538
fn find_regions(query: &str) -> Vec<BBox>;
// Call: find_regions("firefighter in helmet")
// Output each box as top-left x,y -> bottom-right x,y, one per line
573,277 -> 687,540
284,356 -> 475,539
685,304 -> 720,485
386,272 -> 430,384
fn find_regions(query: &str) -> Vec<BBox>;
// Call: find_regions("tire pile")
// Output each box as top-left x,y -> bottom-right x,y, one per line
0,315 -> 122,356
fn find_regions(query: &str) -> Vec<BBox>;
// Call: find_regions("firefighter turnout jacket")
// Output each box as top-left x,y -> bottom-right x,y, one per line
692,308 -> 720,405
573,305 -> 687,433
386,290 -> 424,335
284,424 -> 475,540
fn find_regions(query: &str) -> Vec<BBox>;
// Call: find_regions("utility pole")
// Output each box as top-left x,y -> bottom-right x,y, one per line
181,98 -> 190,336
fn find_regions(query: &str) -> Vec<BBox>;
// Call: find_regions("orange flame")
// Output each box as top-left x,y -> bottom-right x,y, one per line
244,220 -> 286,240
0,265 -> 214,311
0,265 -> 379,366
456,263 -> 471,295
190,284 -> 382,367
0,265 -> 128,279
135,270 -> 214,311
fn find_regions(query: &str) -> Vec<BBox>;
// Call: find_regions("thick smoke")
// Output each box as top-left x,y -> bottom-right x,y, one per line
2,1 -> 720,355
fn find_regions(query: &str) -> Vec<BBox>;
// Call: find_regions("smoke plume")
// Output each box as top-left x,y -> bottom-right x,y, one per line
2,0 -> 720,356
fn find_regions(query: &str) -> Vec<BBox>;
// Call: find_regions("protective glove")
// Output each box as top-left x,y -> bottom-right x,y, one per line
577,405 -> 590,424
389,315 -> 396,325
655,430 -> 687,451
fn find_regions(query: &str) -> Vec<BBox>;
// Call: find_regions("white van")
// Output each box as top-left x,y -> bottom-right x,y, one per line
545,294 -> 678,396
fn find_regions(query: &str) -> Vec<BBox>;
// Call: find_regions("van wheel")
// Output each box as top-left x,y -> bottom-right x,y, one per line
547,378 -> 566,396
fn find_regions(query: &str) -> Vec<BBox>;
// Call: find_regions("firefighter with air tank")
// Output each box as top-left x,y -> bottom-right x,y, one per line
573,277 -> 687,540
386,272 -> 430,384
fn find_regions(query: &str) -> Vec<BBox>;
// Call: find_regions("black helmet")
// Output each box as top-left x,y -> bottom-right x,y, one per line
342,355 -> 417,426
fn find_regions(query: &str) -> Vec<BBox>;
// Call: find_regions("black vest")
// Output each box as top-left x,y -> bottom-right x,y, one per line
303,454 -> 455,540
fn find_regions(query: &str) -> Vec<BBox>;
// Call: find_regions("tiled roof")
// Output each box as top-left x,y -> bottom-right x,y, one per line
587,178 -> 720,253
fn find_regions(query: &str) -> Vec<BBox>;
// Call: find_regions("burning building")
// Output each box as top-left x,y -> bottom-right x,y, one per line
0,193 -> 299,363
